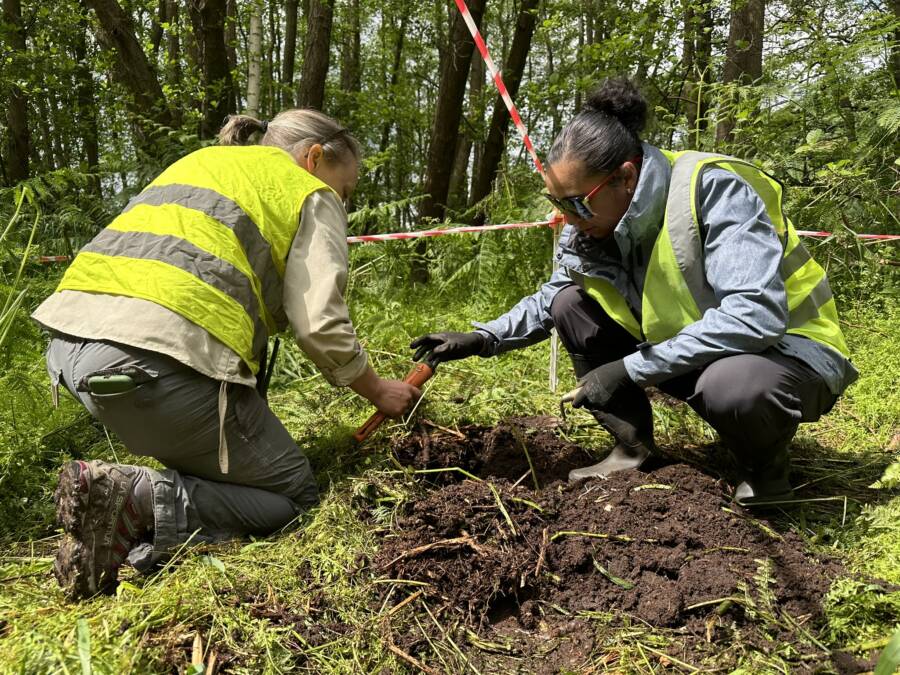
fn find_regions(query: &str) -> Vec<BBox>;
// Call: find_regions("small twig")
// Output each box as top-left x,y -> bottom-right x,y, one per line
420,418 -> 466,439
379,536 -> 488,570
535,527 -> 549,578
386,642 -> 440,675
386,589 -> 425,618
551,530 -> 657,544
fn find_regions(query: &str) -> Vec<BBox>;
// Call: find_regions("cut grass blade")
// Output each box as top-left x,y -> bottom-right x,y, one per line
592,558 -> 635,590
76,618 -> 91,675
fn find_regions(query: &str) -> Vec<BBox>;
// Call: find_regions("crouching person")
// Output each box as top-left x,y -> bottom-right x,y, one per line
33,110 -> 420,598
411,79 -> 857,506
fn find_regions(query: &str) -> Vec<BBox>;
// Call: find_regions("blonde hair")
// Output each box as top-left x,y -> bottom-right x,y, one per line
218,109 -> 360,164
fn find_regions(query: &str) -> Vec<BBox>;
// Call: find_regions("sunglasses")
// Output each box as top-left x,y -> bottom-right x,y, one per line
543,155 -> 642,219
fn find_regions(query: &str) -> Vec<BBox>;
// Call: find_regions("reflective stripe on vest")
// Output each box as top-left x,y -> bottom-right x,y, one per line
125,184 -> 286,328
55,145 -> 331,373
583,150 -> 850,357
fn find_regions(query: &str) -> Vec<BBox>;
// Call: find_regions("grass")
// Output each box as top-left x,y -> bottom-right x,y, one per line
0,232 -> 898,672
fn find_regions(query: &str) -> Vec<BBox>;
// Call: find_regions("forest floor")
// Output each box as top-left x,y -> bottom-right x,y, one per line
0,281 -> 898,673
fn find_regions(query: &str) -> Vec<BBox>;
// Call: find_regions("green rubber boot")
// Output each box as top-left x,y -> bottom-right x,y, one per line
566,354 -> 656,481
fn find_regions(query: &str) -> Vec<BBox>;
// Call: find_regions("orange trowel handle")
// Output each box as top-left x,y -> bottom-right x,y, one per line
353,362 -> 435,443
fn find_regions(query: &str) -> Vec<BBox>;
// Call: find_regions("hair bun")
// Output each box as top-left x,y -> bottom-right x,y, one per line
584,78 -> 647,137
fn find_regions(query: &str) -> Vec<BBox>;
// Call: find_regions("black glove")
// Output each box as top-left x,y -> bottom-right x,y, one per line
410,331 -> 488,363
562,358 -> 632,410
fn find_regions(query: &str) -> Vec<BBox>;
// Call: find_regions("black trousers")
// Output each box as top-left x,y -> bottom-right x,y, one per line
549,284 -> 837,466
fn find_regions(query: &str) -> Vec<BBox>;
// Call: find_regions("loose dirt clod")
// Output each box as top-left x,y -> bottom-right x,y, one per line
374,418 -> 848,671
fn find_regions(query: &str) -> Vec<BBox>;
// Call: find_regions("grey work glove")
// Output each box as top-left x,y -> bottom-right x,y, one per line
561,358 -> 632,410
410,331 -> 488,363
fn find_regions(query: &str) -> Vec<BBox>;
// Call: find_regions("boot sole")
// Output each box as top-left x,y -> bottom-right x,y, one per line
53,461 -> 123,597
54,461 -> 92,538
54,535 -> 98,599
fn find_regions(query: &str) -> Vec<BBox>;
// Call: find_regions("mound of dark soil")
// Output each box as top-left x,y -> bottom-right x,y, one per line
393,416 -> 593,485
373,418 -> 849,670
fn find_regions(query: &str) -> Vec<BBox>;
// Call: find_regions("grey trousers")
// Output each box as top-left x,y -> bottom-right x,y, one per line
549,284 -> 838,469
46,334 -> 318,569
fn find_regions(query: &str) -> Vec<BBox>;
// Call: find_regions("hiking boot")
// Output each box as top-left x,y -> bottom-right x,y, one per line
53,460 -> 153,598
567,354 -> 656,481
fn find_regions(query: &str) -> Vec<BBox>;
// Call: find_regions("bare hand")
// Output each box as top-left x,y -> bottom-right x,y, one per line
371,379 -> 421,418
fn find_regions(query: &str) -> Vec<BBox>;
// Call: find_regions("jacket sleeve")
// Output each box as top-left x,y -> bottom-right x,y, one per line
283,190 -> 369,386
623,168 -> 789,386
473,266 -> 573,356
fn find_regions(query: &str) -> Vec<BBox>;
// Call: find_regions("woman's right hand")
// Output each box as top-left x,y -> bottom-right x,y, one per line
350,366 -> 421,418
409,331 -> 487,362
369,378 -> 421,418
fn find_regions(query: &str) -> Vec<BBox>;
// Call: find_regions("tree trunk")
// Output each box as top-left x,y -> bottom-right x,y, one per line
81,0 -> 172,131
448,56 -> 484,210
414,0 -> 487,282
340,0 -> 361,94
297,0 -> 334,110
716,0 -> 764,144
373,8 -> 409,187
3,0 -> 29,184
282,0 -> 299,107
469,0 -> 539,215
75,16 -> 100,194
247,1 -> 263,116
162,0 -> 182,126
226,0 -> 240,113
150,0 -> 165,59
890,0 -> 900,89
189,0 -> 234,138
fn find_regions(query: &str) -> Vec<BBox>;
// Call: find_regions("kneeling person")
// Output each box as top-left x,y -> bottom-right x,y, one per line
34,110 -> 421,598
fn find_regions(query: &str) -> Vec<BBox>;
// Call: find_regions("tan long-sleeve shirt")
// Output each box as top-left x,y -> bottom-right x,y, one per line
32,190 -> 368,387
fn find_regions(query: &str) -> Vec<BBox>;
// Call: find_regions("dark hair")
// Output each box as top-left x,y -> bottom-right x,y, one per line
547,78 -> 647,175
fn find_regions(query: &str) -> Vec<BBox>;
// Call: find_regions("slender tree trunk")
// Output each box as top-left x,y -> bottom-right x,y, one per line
448,56 -> 484,209
544,35 -> 562,139
247,1 -> 263,116
373,8 -> 409,186
414,0 -> 487,282
163,0 -> 182,126
189,0 -> 234,138
150,0 -> 165,59
469,0 -> 539,216
716,0 -> 764,144
633,0 -> 662,85
693,1 -> 713,137
891,0 -> 900,89
340,0 -> 361,94
282,0 -> 299,107
226,0 -> 239,113
75,17 -> 100,194
3,0 -> 29,184
297,0 -> 334,109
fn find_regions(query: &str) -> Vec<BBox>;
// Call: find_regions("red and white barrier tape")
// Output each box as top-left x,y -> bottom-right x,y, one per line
346,219 -> 559,244
453,0 -> 544,176
794,230 -> 900,241
32,222 -> 900,262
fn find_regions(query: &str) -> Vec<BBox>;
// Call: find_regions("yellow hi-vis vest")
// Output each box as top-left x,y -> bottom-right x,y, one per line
582,150 -> 850,357
55,145 -> 331,374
